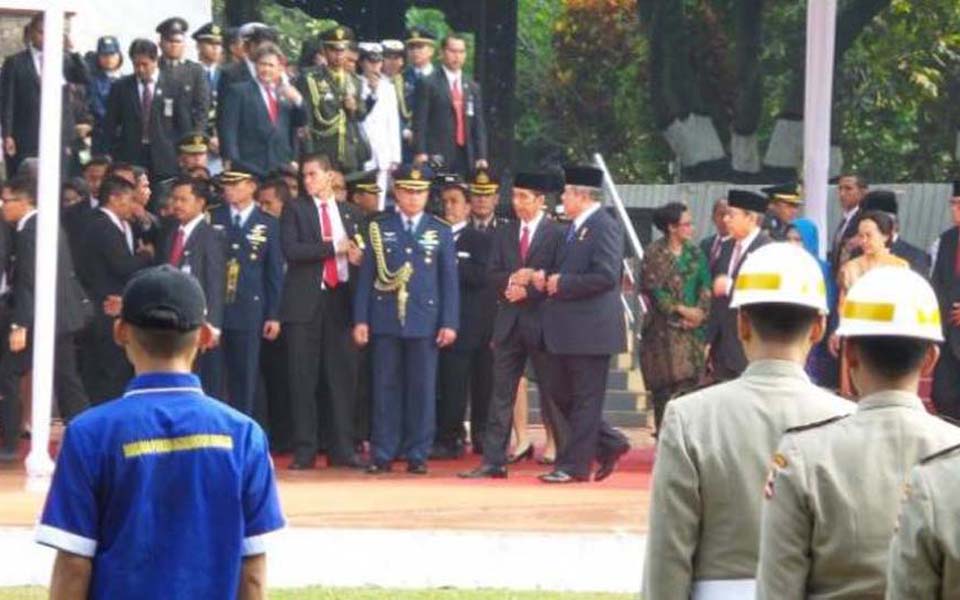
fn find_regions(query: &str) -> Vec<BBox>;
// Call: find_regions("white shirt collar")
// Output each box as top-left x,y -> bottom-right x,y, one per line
99,205 -> 125,229
400,211 -> 424,232
573,202 -> 602,231
416,63 -> 433,77
843,205 -> 860,221
520,210 -> 544,236
180,213 -> 205,240
736,226 -> 761,250
442,65 -> 462,87
452,221 -> 467,235
16,209 -> 37,232
230,202 -> 255,227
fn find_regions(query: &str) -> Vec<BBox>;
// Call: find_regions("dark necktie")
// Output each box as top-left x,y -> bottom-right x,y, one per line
566,223 -> 576,243
519,225 -> 530,262
168,227 -> 185,265
141,79 -> 153,143
233,213 -> 242,231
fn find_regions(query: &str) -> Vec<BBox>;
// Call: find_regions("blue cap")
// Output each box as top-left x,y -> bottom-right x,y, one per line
97,36 -> 120,55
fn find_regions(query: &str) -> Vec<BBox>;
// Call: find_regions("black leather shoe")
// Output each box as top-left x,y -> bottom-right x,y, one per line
366,462 -> 392,474
458,465 -> 507,479
288,459 -> 316,471
538,469 -> 588,484
406,461 -> 428,475
507,443 -> 534,464
329,455 -> 368,470
595,444 -> 631,482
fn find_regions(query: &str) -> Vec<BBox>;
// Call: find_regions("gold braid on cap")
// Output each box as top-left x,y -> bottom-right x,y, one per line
369,221 -> 413,326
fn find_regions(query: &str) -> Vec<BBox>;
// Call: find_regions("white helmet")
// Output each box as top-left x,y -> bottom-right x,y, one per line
730,242 -> 828,313
836,266 -> 943,342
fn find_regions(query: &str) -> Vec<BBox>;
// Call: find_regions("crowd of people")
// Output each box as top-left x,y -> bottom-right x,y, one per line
0,13 -> 633,483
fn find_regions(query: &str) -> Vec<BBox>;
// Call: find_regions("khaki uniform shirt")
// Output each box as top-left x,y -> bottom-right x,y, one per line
756,391 -> 960,599
643,360 -> 852,599
886,444 -> 960,599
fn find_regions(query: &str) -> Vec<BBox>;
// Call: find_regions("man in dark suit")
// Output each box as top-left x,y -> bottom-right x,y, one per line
156,17 -> 211,134
931,181 -> 960,419
706,189 -> 772,381
830,174 -> 868,272
209,172 -> 283,416
63,155 -> 111,282
699,198 -> 729,271
280,155 -> 366,470
353,164 -> 460,475
537,166 -> 631,484
460,172 -> 567,479
401,29 -> 435,162
412,33 -> 487,176
215,24 -> 276,112
99,39 -> 191,180
0,177 -> 91,459
157,177 -> 226,397
432,174 -> 493,459
0,13 -> 89,176
857,189 -> 930,276
79,176 -> 154,403
220,43 -> 307,179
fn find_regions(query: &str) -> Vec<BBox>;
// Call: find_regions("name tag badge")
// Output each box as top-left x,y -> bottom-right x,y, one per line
457,251 -> 471,259
181,264 -> 192,275
466,100 -> 475,117
163,98 -> 174,118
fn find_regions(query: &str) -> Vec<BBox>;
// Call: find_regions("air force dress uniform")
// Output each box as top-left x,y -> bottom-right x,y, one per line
354,165 -> 459,471
208,173 -> 283,415
756,267 -> 960,599
643,243 -> 853,600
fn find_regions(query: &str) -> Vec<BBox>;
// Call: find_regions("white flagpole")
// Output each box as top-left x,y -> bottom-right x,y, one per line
803,0 -> 838,259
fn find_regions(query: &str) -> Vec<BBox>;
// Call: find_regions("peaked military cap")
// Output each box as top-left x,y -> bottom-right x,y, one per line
468,169 -> 499,196
393,164 -> 433,191
178,133 -> 209,155
727,189 -> 769,214
321,25 -> 356,50
405,28 -> 436,46
156,17 -> 189,39
192,22 -> 223,44
381,40 -> 405,56
346,170 -> 382,195
219,171 -> 254,185
762,182 -> 803,205
358,42 -> 383,61
435,172 -> 467,191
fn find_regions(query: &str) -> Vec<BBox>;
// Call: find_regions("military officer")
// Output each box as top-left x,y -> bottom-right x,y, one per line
761,182 -> 802,241
208,172 -> 283,415
643,243 -> 853,599
401,29 -> 436,162
886,443 -> 960,598
192,23 -> 224,172
177,132 -> 209,172
353,164 -> 459,475
756,267 -> 960,599
156,17 -> 212,134
468,169 -> 509,232
347,169 -> 384,222
298,26 -> 369,173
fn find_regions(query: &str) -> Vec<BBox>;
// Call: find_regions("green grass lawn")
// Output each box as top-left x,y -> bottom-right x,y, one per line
0,588 -> 634,599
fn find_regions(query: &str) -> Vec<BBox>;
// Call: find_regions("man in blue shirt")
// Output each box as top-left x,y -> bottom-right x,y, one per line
36,265 -> 285,599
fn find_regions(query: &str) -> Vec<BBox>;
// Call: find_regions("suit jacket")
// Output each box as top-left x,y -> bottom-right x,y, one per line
278,197 -> 363,324
159,57 -> 211,133
451,225 -> 493,351
210,205 -> 284,331
932,227 -> 960,361
542,208 -> 625,356
829,207 -> 862,273
62,199 -> 99,288
700,233 -> 726,270
99,72 -> 191,178
157,220 -> 226,329
706,230 -> 773,376
219,80 -> 307,178
9,215 -> 90,334
0,48 -> 89,156
215,60 -> 252,110
412,68 -> 487,167
489,217 -> 564,348
81,209 -> 152,305
354,212 -> 459,338
892,238 -> 931,277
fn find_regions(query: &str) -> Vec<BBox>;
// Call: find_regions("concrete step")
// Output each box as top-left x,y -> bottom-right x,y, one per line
527,387 -> 646,412
529,408 -> 649,429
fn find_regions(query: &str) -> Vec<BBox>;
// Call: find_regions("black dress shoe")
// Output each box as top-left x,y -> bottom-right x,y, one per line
406,461 -> 428,475
595,444 -> 631,482
471,441 -> 484,455
458,465 -> 507,479
288,459 -> 316,471
507,443 -> 534,464
329,456 -> 368,470
538,469 -> 588,484
366,462 -> 393,474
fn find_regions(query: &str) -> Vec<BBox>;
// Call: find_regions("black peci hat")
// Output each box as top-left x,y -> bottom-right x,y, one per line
727,189 -> 769,214
563,165 -> 604,189
861,190 -> 898,216
514,172 -> 564,194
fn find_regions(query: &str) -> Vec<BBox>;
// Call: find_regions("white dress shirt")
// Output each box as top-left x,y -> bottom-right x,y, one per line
137,76 -> 156,104
180,213 -> 206,245
573,202 -> 602,232
314,196 -> 349,283
401,211 -> 424,234
230,202 -> 256,228
100,207 -> 134,253
29,45 -> 41,77
519,210 -> 545,243
443,66 -> 462,93
16,209 -> 37,233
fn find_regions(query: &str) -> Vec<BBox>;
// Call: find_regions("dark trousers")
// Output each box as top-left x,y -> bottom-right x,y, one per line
1,332 -> 88,452
82,314 -> 132,404
260,331 -> 292,452
650,378 -> 698,433
371,335 -> 437,465
286,287 -> 358,464
436,340 -> 494,447
547,353 -> 629,479
198,347 -> 223,400
221,327 -> 262,415
933,347 -> 960,419
449,145 -> 469,177
482,331 -> 564,468
353,346 -> 372,443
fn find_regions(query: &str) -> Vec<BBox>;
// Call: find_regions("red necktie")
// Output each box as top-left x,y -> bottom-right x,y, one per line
320,202 -> 339,289
954,233 -> 960,276
519,225 -> 530,263
451,79 -> 465,147
168,227 -> 185,266
266,86 -> 278,125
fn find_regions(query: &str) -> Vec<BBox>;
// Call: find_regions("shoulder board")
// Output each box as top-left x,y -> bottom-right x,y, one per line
430,215 -> 452,227
920,442 -> 960,465
784,414 -> 849,434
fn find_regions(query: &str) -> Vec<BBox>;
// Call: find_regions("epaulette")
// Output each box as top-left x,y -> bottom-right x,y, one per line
920,442 -> 960,465
784,413 -> 849,434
